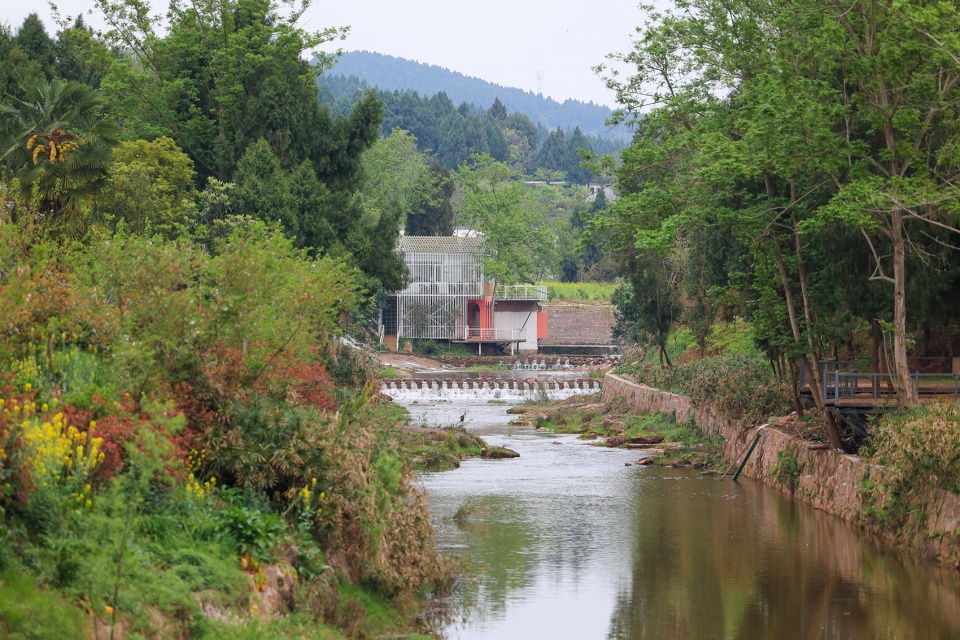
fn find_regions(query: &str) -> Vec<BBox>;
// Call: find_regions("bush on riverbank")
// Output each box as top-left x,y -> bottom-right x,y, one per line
861,404 -> 960,544
616,354 -> 792,426
0,222 -> 452,637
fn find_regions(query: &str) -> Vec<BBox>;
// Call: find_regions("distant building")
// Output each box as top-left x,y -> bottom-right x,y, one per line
586,183 -> 617,203
380,236 -> 548,354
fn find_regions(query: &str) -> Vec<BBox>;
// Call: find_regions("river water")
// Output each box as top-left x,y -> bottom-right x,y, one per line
403,396 -> 960,640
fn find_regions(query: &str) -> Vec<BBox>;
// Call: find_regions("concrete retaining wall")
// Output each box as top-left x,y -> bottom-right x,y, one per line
603,372 -> 960,568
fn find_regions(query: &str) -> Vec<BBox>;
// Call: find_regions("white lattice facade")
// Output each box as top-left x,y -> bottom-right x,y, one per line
389,237 -> 483,340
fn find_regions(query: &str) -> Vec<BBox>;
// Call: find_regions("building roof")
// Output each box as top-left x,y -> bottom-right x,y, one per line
398,236 -> 483,254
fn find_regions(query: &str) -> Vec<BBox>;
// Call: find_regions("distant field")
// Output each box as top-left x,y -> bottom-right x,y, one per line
541,281 -> 617,304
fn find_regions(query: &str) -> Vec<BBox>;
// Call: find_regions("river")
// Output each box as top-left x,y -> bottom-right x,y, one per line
403,395 -> 960,640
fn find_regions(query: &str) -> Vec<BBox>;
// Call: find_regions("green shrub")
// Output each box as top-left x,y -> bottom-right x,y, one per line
617,354 -> 791,426
0,570 -> 86,640
863,403 -> 960,531
772,450 -> 801,487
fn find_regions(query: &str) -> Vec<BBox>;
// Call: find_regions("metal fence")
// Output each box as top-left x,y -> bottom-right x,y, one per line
822,369 -> 960,403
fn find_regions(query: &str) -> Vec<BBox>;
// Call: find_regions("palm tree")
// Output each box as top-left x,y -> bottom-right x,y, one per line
0,78 -> 118,224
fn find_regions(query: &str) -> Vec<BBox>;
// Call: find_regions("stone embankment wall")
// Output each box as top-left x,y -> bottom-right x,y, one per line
603,373 -> 960,568
541,306 -> 615,346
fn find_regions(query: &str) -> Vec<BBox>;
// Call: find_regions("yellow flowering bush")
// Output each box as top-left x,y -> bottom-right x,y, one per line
21,411 -> 104,507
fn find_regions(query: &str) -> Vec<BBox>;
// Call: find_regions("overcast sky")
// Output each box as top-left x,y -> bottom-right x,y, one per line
3,1 -> 654,108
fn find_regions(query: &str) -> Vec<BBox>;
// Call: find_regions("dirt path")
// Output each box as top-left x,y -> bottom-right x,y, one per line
378,351 -> 453,374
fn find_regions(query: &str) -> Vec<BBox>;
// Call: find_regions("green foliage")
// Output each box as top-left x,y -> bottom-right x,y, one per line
542,281 -> 617,303
378,366 -> 402,379
403,427 -> 487,471
863,403 -> 960,532
0,78 -> 119,225
594,0 -> 960,432
101,136 -> 197,237
0,570 -> 86,640
772,450 -> 801,488
215,502 -> 287,561
456,153 -> 559,285
618,354 -> 792,426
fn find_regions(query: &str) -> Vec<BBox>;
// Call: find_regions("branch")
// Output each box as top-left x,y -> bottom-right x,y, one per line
861,228 -> 895,284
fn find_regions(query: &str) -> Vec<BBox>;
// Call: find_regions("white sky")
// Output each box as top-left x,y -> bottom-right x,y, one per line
2,1 -> 655,108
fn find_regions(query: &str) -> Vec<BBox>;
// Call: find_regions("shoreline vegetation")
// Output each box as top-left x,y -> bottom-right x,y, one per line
512,347 -> 960,571
0,224 -> 464,640
508,396 -> 726,471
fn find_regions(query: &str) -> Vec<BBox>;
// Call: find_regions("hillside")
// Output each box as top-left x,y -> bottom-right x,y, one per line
326,50 -> 629,141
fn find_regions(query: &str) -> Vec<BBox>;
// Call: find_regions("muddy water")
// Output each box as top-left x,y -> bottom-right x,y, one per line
405,397 -> 960,640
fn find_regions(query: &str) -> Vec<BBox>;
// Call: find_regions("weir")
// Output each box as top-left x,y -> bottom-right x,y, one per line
381,377 -> 601,402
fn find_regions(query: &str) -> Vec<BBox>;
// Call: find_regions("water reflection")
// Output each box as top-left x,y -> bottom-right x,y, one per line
610,473 -> 960,639
412,399 -> 960,640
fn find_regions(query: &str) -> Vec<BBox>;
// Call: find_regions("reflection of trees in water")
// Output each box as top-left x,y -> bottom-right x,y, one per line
453,496 -> 539,622
453,490 -> 628,624
606,472 -> 960,639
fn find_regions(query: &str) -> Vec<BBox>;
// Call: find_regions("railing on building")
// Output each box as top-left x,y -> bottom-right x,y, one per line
494,284 -> 548,301
462,327 -> 526,342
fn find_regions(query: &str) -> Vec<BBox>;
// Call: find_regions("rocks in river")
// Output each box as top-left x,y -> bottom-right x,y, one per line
635,457 -> 655,466
603,418 -> 625,432
605,436 -> 628,447
628,434 -> 664,445
481,447 -> 520,459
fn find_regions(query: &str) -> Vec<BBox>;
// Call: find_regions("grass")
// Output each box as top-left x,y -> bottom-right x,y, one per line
540,281 -> 617,304
401,340 -> 478,358
0,570 -> 87,640
451,496 -> 498,525
515,399 -> 725,469
639,319 -> 759,366
379,366 -> 403,379
401,427 -> 488,471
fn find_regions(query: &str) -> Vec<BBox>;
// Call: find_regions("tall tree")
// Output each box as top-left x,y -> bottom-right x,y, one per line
456,153 -> 558,289
14,14 -> 56,82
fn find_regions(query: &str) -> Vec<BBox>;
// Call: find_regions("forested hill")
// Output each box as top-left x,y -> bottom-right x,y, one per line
326,50 -> 627,141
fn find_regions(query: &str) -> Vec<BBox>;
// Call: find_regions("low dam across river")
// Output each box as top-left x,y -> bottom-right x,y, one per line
382,376 -> 601,402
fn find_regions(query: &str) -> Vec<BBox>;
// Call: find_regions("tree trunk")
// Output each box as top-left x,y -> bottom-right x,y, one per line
891,208 -> 918,404
793,227 -> 828,408
771,231 -> 843,449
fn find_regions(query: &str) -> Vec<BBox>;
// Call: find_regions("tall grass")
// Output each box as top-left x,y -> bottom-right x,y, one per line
541,281 -> 617,304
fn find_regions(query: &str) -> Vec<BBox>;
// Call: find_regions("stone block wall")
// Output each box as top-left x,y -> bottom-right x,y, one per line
542,306 -> 615,346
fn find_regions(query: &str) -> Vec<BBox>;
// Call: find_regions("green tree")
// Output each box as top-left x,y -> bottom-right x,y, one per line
360,128 -> 434,229
406,161 -> 456,236
94,0 -> 347,178
233,139 -> 297,236
102,136 -> 197,236
14,14 -> 56,82
53,14 -> 112,89
0,25 -> 45,101
0,78 -> 118,225
456,153 -> 558,289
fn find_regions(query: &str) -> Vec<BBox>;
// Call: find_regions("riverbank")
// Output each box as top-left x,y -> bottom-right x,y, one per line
601,373 -> 960,570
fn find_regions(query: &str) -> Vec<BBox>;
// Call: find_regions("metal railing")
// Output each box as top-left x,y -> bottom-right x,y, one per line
462,327 -> 526,342
822,369 -> 960,403
494,284 -> 548,301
